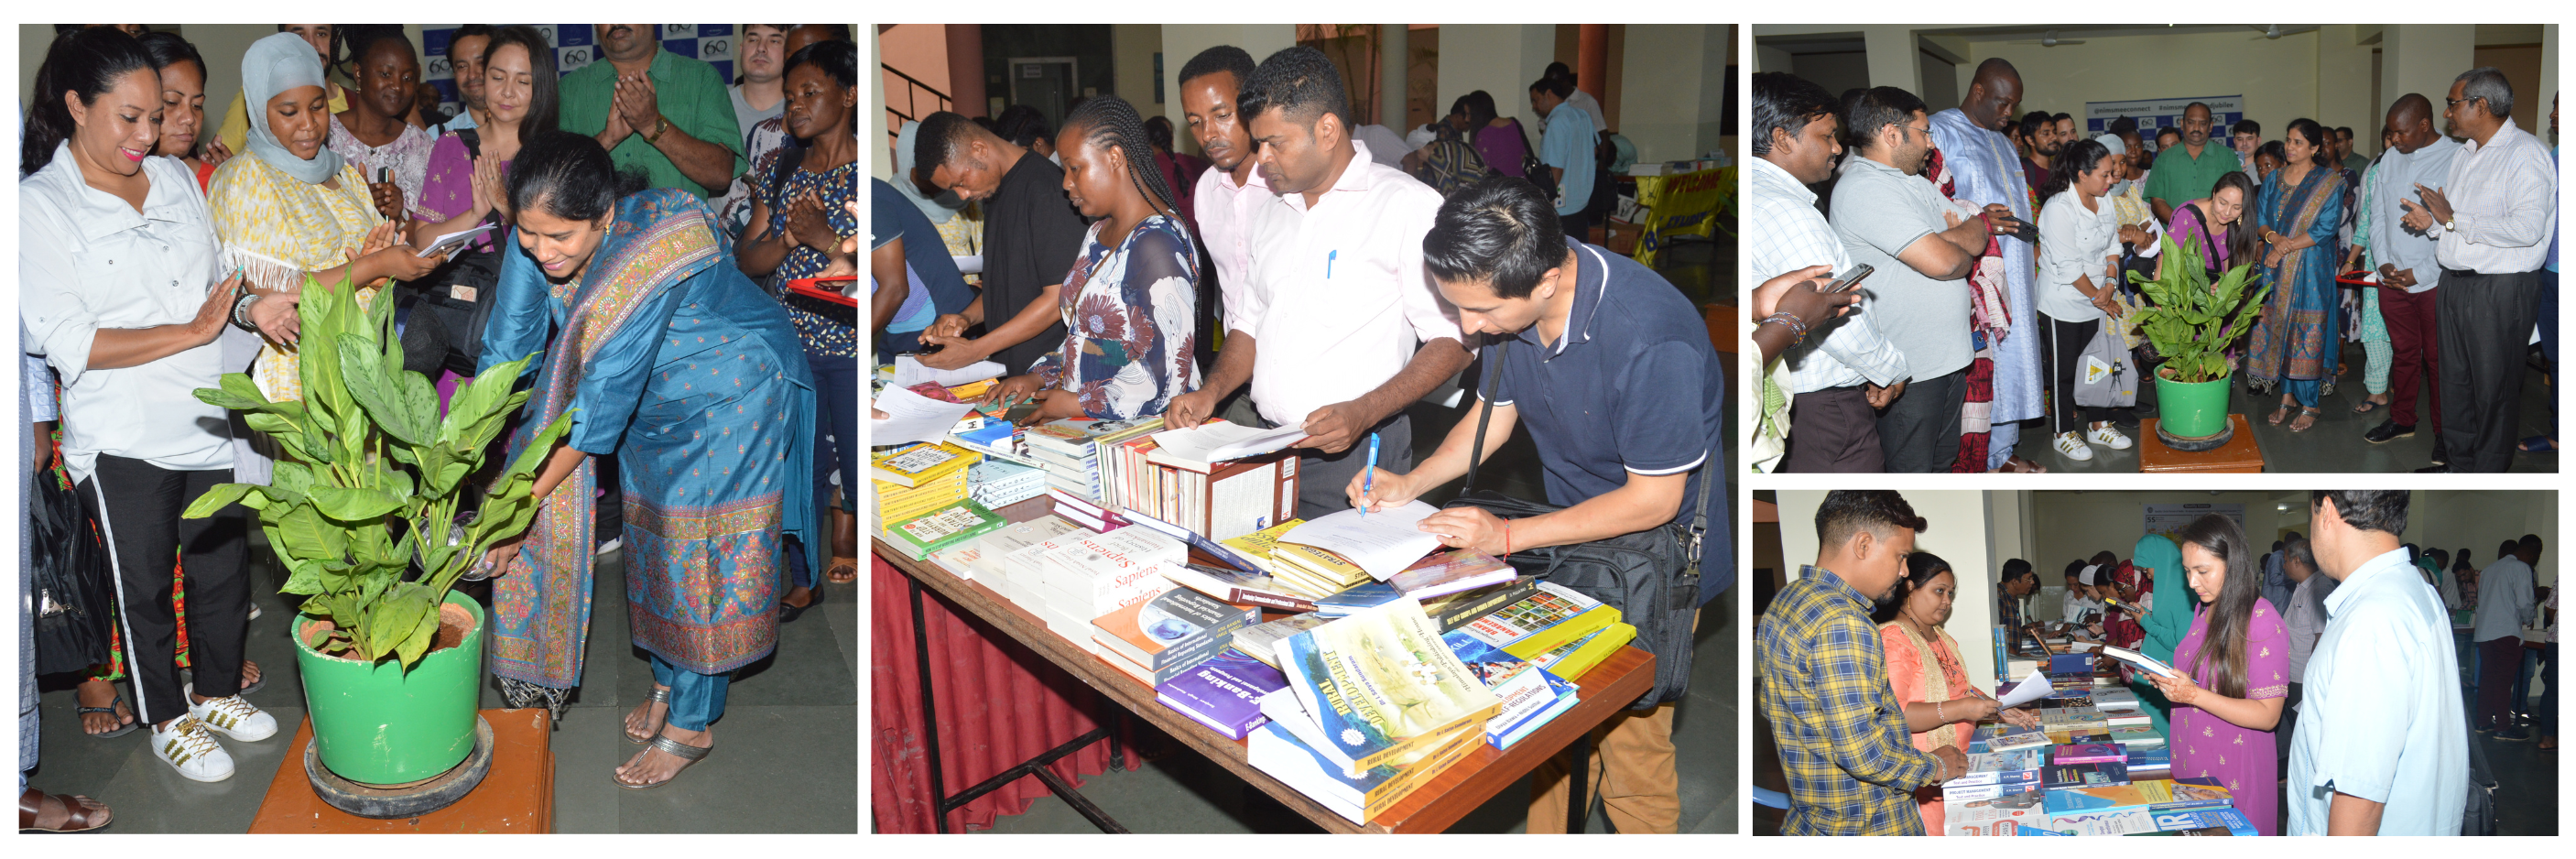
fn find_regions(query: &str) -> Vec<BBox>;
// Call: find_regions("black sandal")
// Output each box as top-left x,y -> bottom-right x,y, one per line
780,586 -> 823,624
76,692 -> 136,739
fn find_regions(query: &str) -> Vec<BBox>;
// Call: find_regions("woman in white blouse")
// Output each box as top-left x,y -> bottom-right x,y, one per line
18,27 -> 284,786
2035,137 -> 2135,462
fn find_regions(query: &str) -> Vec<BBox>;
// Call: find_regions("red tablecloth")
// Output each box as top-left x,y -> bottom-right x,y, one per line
869,555 -> 1131,832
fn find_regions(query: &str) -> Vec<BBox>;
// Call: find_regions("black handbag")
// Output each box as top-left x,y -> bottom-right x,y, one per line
408,127 -> 507,377
1440,339 -> 1717,709
31,473 -> 114,675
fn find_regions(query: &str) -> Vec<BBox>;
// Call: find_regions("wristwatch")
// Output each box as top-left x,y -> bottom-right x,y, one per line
229,292 -> 262,332
645,114 -> 670,145
2442,216 -> 2458,233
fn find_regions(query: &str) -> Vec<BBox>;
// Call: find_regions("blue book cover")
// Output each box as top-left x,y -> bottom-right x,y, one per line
2148,808 -> 2257,835
1156,649 -> 1288,740
2047,653 -> 2095,676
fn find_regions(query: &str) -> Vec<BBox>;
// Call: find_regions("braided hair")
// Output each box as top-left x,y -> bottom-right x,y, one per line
1063,94 -> 1182,227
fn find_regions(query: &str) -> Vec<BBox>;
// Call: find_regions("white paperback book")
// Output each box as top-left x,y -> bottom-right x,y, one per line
1277,501 -> 1447,581
893,353 -> 1006,388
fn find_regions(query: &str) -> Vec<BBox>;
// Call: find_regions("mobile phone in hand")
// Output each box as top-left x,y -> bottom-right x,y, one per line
1827,263 -> 1875,292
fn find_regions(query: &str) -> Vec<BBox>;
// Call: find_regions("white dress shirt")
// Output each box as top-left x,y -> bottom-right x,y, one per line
2037,188 -> 2121,323
1745,156 -> 1908,393
2470,556 -> 2536,643
1240,139 -> 1462,429
2288,547 -> 2467,834
2430,117 -> 2557,274
20,147 -> 234,484
1195,164 -> 1272,336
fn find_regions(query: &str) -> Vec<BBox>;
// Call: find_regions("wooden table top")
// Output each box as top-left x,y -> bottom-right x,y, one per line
248,709 -> 553,833
876,502 -> 1656,833
2137,414 -> 2265,473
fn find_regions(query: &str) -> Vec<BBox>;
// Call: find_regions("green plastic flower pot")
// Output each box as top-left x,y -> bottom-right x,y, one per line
293,592 -> 484,786
2154,366 -> 2234,440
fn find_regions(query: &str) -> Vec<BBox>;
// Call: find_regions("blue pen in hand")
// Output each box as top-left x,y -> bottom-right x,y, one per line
1327,249 -> 1337,279
1361,431 -> 1379,517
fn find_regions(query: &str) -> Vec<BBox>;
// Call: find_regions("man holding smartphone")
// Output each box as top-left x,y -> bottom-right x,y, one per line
1749,72 -> 1908,473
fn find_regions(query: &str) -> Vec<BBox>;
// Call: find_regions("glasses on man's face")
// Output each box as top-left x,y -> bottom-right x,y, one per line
2447,96 -> 2485,109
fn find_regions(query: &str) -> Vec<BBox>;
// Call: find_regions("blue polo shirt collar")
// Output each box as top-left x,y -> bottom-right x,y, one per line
1516,237 -> 1614,359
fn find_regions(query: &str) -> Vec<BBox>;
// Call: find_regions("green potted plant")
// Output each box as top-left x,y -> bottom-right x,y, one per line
182,274 -> 571,794
2125,231 -> 2269,447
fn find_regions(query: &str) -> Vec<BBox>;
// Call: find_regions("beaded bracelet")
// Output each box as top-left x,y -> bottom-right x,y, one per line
1757,312 -> 1809,340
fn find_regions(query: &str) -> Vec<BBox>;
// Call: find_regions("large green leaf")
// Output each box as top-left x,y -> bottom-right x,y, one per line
309,486 -> 404,522
339,333 -> 431,446
181,483 -> 257,518
194,374 -> 277,412
278,556 -> 325,595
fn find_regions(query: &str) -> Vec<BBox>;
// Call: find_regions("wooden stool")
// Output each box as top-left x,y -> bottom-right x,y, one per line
2137,415 -> 2265,473
250,709 -> 554,832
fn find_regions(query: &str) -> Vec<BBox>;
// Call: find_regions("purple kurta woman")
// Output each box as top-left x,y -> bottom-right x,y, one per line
2152,513 -> 2290,835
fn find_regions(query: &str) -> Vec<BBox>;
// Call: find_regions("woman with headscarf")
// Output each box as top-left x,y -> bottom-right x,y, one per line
475,131 -> 819,789
2127,532 -> 2190,737
207,32 -> 448,408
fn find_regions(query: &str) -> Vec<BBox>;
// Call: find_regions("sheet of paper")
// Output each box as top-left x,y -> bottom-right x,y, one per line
1278,501 -> 1446,581
1995,668 -> 2056,709
417,223 -> 495,257
870,385 -> 976,447
1148,421 -> 1308,463
892,353 -> 1005,388
953,255 -> 983,275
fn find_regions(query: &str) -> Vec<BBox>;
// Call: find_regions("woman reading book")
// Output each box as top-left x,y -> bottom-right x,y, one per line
982,94 -> 1201,424
2126,533 -> 2190,737
2148,514 -> 2288,835
1875,552 -> 2041,834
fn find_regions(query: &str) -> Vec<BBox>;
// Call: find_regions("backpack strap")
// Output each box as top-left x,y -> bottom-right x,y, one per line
1462,339 -> 1507,495
456,127 -> 481,161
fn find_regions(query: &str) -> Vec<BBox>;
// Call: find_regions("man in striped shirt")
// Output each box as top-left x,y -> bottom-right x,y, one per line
1757,491 -> 1966,834
2403,67 -> 2559,472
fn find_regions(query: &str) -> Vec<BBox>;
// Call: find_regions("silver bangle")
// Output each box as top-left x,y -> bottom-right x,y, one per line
229,293 -> 261,332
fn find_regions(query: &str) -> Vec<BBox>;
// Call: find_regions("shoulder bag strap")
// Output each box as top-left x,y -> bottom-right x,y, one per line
1462,338 -> 1508,495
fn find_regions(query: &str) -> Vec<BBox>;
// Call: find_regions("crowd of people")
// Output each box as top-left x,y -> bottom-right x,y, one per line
1750,59 -> 2558,473
1760,490 -> 2554,836
888,44 -> 1726,832
19,23 -> 860,820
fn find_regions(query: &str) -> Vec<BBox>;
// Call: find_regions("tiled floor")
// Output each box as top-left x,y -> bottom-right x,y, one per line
26,544 -> 858,833
2030,343 -> 2556,473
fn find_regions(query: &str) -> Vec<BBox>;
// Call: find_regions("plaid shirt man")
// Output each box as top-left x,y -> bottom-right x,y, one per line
1756,565 -> 1942,834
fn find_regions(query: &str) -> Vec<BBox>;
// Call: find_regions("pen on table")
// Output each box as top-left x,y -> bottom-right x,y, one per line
1326,249 -> 1337,279
1360,431 -> 1379,516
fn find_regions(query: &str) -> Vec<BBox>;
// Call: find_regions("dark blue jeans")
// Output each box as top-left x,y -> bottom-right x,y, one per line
786,350 -> 859,590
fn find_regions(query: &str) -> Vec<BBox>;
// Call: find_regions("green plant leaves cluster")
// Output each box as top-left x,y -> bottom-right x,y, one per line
185,275 -> 575,669
2125,232 -> 2272,385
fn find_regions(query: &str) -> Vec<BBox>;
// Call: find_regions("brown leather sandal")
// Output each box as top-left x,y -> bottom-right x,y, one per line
825,555 -> 859,584
19,788 -> 112,832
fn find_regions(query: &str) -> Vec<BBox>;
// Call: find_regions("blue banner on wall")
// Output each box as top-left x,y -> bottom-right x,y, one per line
2084,95 -> 2244,144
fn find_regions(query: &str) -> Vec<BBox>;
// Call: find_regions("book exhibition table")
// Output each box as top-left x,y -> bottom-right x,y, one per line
248,708 -> 553,833
876,497 -> 1658,833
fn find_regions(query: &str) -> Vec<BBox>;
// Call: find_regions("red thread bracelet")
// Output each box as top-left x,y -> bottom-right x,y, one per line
1504,520 -> 1513,559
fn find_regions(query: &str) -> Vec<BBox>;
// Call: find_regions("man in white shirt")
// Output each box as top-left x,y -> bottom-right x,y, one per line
2471,536 -> 2539,736
1165,46 -> 1468,518
2291,491 -> 2466,835
2402,68 -> 2560,472
1177,46 -> 1273,428
1749,72 -> 1908,472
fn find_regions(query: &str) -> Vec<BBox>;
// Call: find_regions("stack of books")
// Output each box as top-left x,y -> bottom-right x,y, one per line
1027,528 -> 1187,647
881,499 -> 1006,561
1518,621 -> 1636,681
1090,586 -> 1261,686
872,442 -> 981,532
1452,582 -> 1622,659
927,515 -> 1086,583
1246,599 -> 1505,824
1440,635 -> 1581,750
1155,649 -> 1288,740
1026,417 -> 1164,506
2039,776 -> 2232,835
966,458 -> 1048,510
1266,543 -> 1376,601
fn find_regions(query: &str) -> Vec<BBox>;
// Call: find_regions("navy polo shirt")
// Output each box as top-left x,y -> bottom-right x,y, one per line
869,179 -> 974,316
1476,238 -> 1732,604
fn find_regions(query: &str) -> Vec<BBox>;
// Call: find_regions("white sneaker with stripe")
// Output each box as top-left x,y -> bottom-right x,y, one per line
150,716 -> 236,783
185,683 -> 278,742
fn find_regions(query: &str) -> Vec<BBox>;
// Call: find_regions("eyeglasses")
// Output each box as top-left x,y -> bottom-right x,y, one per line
1902,124 -> 1932,138
2446,96 -> 2486,109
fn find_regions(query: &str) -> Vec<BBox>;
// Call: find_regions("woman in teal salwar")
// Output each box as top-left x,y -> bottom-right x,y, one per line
477,131 -> 820,789
2245,118 -> 2347,433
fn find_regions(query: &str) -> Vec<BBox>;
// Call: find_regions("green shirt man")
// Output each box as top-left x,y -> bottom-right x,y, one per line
2143,140 -> 2242,222
558,26 -> 745,199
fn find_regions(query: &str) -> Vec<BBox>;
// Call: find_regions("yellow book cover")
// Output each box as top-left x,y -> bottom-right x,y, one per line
877,483 -> 972,521
876,471 -> 969,503
1533,622 -> 1636,681
872,442 -> 981,488
1274,543 -> 1371,587
1220,518 -> 1305,571
1361,717 -> 1486,821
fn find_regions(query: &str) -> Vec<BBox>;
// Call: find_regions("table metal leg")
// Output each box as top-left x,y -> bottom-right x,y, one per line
1567,733 -> 1590,833
910,573 -> 1126,832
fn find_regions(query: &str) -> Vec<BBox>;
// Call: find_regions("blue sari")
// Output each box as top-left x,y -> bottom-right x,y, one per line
483,190 -> 820,699
2248,165 -> 2346,408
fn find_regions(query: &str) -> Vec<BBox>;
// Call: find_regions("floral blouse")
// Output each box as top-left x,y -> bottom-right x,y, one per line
748,146 -> 859,358
325,114 -> 440,223
1028,214 -> 1201,420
